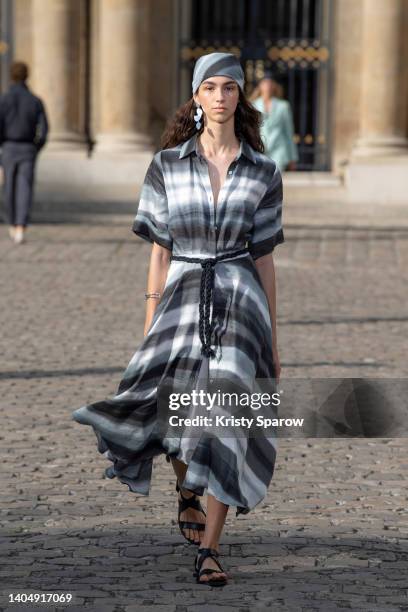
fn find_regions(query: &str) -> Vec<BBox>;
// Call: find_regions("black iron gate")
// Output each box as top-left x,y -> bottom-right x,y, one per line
177,0 -> 333,170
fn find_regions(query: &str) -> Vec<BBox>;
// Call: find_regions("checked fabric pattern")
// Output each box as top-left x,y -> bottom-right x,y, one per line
72,131 -> 284,515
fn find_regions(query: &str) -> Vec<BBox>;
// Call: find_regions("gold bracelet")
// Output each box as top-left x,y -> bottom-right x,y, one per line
144,292 -> 161,301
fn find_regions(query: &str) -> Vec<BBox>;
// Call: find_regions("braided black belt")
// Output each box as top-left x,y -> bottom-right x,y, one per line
170,247 -> 249,358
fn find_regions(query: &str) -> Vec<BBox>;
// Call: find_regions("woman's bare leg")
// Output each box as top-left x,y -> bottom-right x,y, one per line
170,457 -> 188,486
197,494 -> 229,583
170,458 -> 206,543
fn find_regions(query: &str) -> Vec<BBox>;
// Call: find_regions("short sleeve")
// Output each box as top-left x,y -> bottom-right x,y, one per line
248,163 -> 284,260
132,153 -> 173,251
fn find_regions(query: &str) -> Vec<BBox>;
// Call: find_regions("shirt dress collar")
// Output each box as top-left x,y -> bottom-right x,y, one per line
179,131 -> 257,164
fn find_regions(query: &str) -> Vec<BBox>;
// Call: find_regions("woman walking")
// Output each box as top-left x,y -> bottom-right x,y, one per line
250,69 -> 298,172
72,52 -> 284,587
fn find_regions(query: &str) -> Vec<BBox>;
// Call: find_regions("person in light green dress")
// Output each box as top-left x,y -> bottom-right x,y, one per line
251,70 -> 298,172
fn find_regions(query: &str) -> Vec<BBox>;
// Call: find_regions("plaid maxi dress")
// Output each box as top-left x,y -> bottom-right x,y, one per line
72,131 -> 285,515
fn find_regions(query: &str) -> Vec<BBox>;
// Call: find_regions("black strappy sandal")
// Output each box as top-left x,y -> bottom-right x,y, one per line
193,547 -> 228,587
176,481 -> 206,546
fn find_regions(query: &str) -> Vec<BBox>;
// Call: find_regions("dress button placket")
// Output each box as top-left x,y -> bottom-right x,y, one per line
203,162 -> 217,255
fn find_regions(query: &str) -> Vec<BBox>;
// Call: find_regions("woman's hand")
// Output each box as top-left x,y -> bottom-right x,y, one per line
143,319 -> 155,338
254,253 -> 281,384
272,343 -> 281,384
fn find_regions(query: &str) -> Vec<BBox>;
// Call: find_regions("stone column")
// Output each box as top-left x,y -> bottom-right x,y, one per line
346,0 -> 408,203
94,0 -> 152,153
351,0 -> 408,157
31,0 -> 86,151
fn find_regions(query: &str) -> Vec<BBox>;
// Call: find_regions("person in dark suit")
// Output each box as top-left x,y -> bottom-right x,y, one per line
0,61 -> 49,244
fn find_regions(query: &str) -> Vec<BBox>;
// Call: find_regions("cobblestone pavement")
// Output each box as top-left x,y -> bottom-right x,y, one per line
1,222 -> 407,612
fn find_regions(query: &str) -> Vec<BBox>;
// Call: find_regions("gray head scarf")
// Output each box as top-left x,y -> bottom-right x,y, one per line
192,52 -> 245,95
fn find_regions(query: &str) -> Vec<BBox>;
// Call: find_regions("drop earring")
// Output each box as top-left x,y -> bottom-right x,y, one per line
194,103 -> 203,130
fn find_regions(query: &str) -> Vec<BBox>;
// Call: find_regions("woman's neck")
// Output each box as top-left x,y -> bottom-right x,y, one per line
197,124 -> 239,158
262,96 -> 274,112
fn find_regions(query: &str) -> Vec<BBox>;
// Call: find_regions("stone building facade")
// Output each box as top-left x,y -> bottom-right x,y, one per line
1,0 -> 408,203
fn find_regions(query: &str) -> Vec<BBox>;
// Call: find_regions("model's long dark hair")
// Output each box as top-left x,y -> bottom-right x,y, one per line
161,87 -> 265,153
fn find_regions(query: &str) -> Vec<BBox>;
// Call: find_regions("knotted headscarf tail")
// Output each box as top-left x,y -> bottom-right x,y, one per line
192,52 -> 245,94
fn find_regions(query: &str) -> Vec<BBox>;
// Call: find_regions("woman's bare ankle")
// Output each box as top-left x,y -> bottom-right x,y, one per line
199,540 -> 219,551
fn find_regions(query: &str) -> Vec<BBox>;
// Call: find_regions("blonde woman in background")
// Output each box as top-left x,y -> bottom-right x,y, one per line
250,70 -> 298,172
